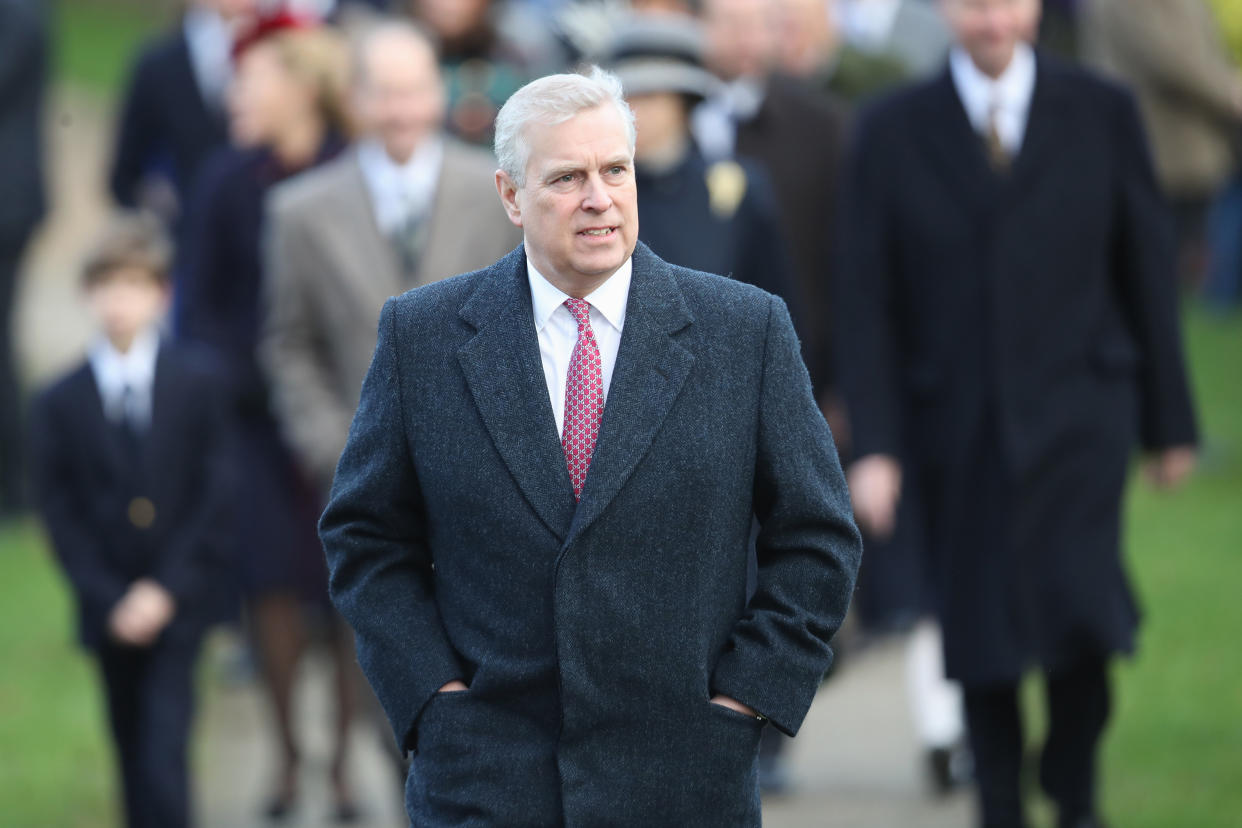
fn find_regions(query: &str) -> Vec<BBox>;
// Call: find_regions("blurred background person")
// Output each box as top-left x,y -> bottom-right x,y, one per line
777,0 -> 967,795
175,14 -> 362,821
837,1 -> 1200,826
694,0 -> 849,435
109,0 -> 258,229
835,0 -> 954,78
1081,0 -> 1242,290
0,0 -> 46,520
775,0 -> 910,104
1037,0 -> 1080,57
29,213 -> 231,828
605,14 -> 796,302
395,0 -> 546,146
262,19 -> 519,507
692,0 -> 851,789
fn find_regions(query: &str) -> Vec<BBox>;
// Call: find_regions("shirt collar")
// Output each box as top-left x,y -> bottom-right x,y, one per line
357,136 -> 446,232
527,253 -> 633,334
88,326 -> 161,392
948,42 -> 1036,128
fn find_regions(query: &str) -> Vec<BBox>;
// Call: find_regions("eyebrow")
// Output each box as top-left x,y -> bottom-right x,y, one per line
542,157 -> 633,180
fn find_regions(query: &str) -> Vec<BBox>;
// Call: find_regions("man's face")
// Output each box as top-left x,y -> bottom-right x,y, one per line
496,104 -> 638,293
354,37 -> 446,164
940,0 -> 1041,78
702,0 -> 779,81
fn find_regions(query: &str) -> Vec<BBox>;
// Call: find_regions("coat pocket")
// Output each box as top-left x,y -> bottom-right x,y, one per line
407,693 -> 561,827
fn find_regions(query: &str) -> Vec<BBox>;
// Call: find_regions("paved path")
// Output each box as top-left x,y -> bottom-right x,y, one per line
20,85 -> 973,828
191,634 -> 973,828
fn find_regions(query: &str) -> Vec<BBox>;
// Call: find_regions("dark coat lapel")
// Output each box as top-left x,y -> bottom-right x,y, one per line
919,54 -> 1063,210
457,247 -> 577,542
143,344 -> 178,480
71,364 -> 133,477
1007,56 -> 1066,194
917,69 -> 1000,213
566,244 -> 695,547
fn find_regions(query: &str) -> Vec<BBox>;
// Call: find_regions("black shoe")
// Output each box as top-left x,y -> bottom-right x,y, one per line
263,794 -> 296,821
927,741 -> 973,795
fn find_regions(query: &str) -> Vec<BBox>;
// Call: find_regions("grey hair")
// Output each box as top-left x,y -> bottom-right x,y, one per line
494,65 -> 637,187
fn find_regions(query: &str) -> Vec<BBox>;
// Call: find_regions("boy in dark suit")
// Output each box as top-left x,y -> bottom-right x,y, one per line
29,214 -> 231,828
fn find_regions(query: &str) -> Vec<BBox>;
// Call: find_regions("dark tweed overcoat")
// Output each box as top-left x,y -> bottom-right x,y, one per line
835,55 -> 1198,686
320,243 -> 862,826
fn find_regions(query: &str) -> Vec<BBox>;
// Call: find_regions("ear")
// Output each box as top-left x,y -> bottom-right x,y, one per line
495,170 -> 524,228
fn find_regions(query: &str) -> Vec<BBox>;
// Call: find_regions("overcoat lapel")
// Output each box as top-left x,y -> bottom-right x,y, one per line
919,55 -> 1061,209
918,69 -> 1001,214
1007,59 -> 1064,195
565,244 -> 695,547
457,247 -> 577,542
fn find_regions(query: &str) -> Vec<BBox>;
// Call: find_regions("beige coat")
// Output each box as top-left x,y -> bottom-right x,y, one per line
1082,0 -> 1240,199
261,138 -> 522,489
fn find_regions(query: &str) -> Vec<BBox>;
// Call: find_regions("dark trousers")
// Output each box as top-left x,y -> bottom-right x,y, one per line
0,234 -> 29,513
963,657 -> 1111,828
97,633 -> 202,828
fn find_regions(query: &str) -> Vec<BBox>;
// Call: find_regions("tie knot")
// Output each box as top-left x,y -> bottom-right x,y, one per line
564,297 -> 593,327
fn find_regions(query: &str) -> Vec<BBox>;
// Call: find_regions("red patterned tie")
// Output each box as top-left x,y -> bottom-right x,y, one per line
562,298 -> 604,501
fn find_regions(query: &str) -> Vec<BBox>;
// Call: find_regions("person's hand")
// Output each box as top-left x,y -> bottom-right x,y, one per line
1144,446 -> 1197,491
108,579 -> 176,646
710,694 -> 760,719
847,454 -> 903,539
437,680 -> 469,693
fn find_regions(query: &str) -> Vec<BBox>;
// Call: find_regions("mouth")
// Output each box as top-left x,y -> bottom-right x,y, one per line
577,226 -> 618,240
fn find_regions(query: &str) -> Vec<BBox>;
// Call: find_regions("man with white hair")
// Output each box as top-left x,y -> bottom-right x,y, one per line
262,21 -> 519,493
320,66 -> 862,824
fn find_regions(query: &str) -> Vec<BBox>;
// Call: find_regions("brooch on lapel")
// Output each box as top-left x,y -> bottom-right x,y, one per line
706,160 -> 748,220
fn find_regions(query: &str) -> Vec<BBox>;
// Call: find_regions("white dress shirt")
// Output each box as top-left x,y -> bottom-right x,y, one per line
357,137 -> 445,237
183,6 -> 233,112
528,255 -> 632,437
949,43 -> 1036,157
88,327 -> 161,430
691,78 -> 766,164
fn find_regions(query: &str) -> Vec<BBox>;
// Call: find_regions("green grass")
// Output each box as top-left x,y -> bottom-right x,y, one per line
0,522 -> 115,828
1101,307 -> 1242,828
54,0 -> 172,95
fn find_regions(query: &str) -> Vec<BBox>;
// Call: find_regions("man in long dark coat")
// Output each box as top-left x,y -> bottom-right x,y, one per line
320,66 -> 862,826
836,1 -> 1198,827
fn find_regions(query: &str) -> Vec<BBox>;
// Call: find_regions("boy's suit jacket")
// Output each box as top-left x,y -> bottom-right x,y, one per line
320,243 -> 863,826
30,342 -> 233,649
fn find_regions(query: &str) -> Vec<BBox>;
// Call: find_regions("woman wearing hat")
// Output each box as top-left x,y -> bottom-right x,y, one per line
607,15 -> 798,313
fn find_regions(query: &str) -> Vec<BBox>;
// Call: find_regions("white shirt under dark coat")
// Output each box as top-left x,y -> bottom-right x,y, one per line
88,327 -> 160,430
527,254 -> 631,437
949,43 -> 1036,157
356,136 -> 445,237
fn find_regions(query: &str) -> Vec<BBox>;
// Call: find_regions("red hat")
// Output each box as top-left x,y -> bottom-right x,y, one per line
231,9 -> 320,61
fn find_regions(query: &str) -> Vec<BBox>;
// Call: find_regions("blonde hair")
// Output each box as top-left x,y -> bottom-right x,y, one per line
265,27 -> 354,138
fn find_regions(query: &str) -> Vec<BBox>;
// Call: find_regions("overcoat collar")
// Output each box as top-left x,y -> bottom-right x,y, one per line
918,51 -> 1067,210
456,242 -> 695,546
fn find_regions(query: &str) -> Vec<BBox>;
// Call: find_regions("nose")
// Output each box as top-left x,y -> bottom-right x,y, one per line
581,173 -> 613,213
